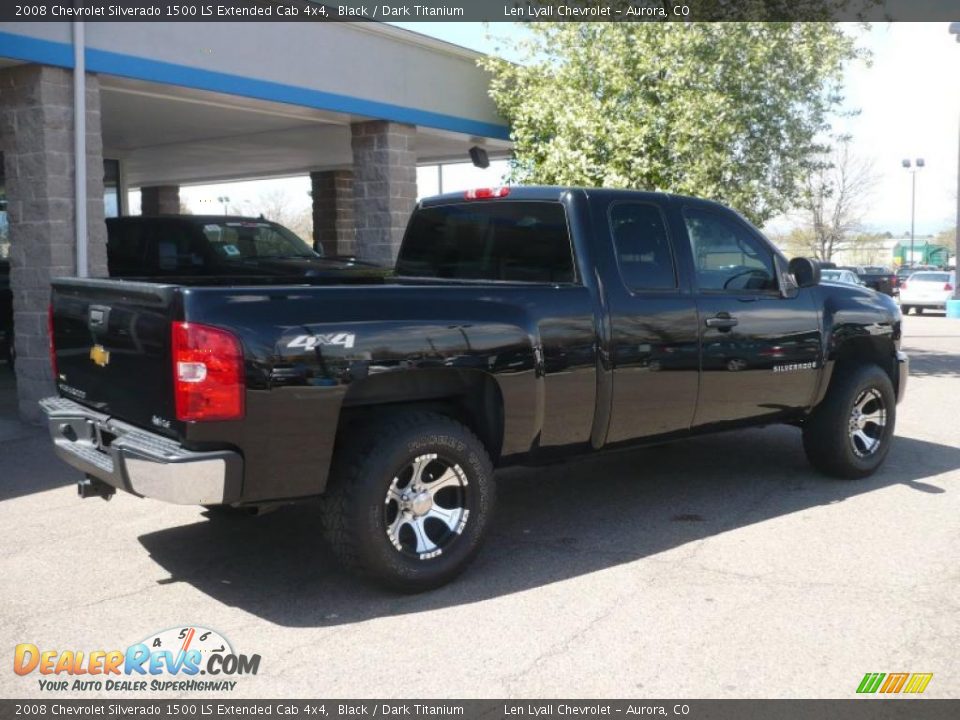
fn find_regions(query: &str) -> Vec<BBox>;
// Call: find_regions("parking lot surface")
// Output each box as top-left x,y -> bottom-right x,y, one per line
1,315 -> 957,699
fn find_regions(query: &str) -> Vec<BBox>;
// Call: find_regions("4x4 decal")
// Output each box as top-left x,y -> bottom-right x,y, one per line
286,333 -> 356,350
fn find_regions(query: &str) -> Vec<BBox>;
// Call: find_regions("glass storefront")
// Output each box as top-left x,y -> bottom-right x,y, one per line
103,158 -> 122,218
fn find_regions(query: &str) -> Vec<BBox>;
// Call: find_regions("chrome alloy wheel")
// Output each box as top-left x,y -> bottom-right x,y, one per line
848,388 -> 887,458
384,454 -> 469,560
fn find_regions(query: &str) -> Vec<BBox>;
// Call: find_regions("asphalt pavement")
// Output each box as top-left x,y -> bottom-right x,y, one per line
1,315 -> 957,699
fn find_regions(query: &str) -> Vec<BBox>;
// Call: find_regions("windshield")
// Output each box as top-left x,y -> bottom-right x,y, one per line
201,220 -> 320,260
911,272 -> 951,283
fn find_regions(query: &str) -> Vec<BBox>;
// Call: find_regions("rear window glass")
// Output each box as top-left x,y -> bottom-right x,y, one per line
396,201 -> 575,283
910,272 -> 950,282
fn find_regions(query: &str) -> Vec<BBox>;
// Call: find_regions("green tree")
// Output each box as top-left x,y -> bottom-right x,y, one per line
481,23 -> 865,225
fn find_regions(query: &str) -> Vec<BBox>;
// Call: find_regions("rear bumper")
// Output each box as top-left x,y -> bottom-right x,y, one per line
895,350 -> 909,404
40,397 -> 242,505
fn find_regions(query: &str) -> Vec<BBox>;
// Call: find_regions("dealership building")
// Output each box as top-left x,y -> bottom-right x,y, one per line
0,21 -> 511,421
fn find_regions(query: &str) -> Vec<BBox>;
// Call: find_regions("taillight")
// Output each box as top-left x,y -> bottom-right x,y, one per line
464,187 -> 510,200
946,283 -> 954,292
48,304 -> 58,379
900,282 -> 907,291
171,322 -> 245,422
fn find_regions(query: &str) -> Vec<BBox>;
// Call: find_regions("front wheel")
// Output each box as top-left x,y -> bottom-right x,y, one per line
900,305 -> 912,316
802,364 -> 896,479
321,411 -> 495,592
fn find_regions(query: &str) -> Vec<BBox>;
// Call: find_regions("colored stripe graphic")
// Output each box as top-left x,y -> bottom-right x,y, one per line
903,673 -> 934,694
857,673 -> 886,693
879,673 -> 909,693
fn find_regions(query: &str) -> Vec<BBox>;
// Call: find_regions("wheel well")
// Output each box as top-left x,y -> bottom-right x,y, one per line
830,336 -> 899,394
335,369 -> 505,463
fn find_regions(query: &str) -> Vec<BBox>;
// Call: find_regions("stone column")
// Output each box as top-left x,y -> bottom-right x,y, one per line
350,121 -> 417,265
310,170 -> 355,257
0,64 -> 107,423
141,184 -> 180,215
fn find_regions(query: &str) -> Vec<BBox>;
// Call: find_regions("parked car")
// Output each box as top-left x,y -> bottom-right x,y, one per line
106,215 -> 383,279
838,265 -> 896,296
820,269 -> 863,287
898,270 -> 957,314
0,258 -> 11,367
42,187 -> 908,591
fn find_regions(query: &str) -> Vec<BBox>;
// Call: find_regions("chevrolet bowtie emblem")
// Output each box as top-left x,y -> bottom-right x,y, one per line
89,344 -> 110,367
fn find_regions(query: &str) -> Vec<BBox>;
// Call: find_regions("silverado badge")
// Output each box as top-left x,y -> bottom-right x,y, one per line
89,344 -> 111,367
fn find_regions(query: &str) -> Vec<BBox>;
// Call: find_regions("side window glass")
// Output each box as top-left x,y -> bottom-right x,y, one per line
609,203 -> 677,291
683,208 -> 777,292
148,224 -> 207,275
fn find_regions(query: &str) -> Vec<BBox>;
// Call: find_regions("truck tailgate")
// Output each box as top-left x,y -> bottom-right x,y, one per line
51,278 -> 180,436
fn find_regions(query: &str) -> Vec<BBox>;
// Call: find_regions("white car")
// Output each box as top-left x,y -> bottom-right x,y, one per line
898,271 -> 956,315
820,269 -> 863,287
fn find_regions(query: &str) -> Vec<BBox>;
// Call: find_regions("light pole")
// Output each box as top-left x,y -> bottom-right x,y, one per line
950,23 -> 960,314
901,158 -> 924,267
217,195 -> 230,215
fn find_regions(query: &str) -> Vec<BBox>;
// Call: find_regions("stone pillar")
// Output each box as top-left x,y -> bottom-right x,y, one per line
0,64 -> 107,423
350,121 -> 417,265
310,170 -> 355,257
141,185 -> 180,215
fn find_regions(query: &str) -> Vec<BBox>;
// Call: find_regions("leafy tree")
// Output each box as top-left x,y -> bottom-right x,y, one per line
481,23 -> 866,225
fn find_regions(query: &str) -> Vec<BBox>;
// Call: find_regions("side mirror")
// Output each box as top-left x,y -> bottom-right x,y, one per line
789,257 -> 821,289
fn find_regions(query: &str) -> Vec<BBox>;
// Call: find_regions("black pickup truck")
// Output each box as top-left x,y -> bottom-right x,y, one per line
42,187 -> 907,591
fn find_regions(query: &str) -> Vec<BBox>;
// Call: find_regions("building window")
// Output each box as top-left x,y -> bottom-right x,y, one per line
103,159 -> 122,218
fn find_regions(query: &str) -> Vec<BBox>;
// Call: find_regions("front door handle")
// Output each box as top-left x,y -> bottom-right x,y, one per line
705,314 -> 738,329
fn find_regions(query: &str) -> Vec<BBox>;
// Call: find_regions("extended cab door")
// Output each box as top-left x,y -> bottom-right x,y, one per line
594,193 -> 700,443
678,202 -> 821,427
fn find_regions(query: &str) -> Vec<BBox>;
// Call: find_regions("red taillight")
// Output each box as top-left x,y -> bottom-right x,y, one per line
48,304 -> 58,379
464,186 -> 510,200
900,282 -> 907,291
171,322 -> 245,422
946,283 -> 954,292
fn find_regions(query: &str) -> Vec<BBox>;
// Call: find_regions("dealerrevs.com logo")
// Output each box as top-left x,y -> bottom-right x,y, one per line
13,626 -> 261,693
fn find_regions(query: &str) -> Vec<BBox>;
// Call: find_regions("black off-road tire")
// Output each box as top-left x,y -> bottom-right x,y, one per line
802,364 -> 896,479
320,411 -> 496,592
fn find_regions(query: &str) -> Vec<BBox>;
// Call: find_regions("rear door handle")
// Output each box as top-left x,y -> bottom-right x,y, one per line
705,314 -> 738,329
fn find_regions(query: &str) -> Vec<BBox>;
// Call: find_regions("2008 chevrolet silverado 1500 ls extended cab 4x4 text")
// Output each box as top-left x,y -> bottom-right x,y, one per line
42,187 -> 907,590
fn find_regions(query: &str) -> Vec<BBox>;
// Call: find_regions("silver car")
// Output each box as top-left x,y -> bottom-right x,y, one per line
820,269 -> 864,287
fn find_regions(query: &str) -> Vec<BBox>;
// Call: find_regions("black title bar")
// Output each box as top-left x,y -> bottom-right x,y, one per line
2,0 -> 960,23
0,701 -> 959,720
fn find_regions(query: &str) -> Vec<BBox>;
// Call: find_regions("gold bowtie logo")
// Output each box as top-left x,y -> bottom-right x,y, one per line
89,344 -> 110,367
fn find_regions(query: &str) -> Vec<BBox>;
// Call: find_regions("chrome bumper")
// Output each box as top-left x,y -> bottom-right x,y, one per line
40,397 -> 242,505
896,350 -> 909,404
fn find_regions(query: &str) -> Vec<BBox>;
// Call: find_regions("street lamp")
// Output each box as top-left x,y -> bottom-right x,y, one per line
901,158 -> 924,267
950,23 -> 960,314
217,195 -> 230,215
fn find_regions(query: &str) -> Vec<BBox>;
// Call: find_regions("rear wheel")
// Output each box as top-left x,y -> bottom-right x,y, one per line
915,307 -> 924,315
900,305 -> 912,315
802,364 -> 896,479
321,411 -> 495,592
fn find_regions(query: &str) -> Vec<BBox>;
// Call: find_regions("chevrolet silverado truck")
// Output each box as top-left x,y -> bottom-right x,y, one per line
42,187 -> 908,591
